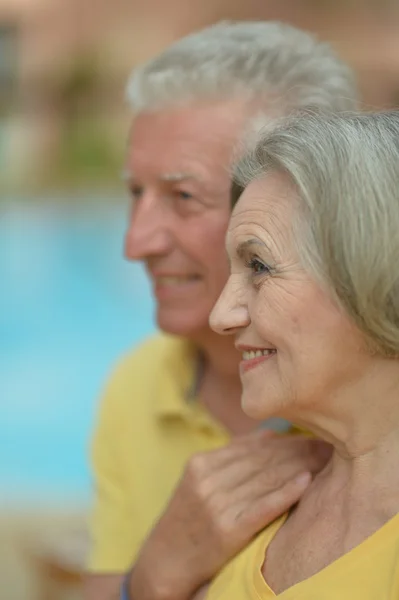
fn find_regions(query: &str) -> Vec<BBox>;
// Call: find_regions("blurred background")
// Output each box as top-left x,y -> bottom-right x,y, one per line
1,0 -> 399,598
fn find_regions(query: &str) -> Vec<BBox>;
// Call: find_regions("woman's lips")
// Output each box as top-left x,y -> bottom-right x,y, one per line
239,348 -> 276,373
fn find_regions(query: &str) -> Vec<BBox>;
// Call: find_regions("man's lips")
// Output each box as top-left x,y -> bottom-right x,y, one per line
148,272 -> 202,300
151,273 -> 201,284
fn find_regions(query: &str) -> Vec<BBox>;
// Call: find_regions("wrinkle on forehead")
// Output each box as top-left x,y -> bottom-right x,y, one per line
232,170 -> 297,216
228,174 -> 298,257
128,101 -> 248,164
229,210 -> 292,261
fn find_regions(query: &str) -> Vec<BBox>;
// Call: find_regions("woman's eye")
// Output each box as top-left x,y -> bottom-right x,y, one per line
246,257 -> 271,276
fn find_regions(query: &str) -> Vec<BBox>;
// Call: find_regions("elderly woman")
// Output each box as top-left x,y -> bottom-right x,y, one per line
206,111 -> 399,599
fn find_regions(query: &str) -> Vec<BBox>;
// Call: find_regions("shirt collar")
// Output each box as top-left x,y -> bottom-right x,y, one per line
154,335 -> 200,419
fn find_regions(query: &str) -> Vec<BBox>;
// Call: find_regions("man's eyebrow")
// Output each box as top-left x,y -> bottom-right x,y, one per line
160,172 -> 202,183
121,170 -> 202,184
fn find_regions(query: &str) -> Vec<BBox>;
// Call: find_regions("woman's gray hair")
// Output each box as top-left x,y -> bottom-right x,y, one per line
127,21 -> 357,114
234,111 -> 399,356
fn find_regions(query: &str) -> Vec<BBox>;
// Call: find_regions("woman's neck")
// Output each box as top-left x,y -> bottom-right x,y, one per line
317,432 -> 399,519
289,357 -> 399,516
264,435 -> 399,595
290,356 -> 399,458
264,367 -> 399,596
261,356 -> 399,595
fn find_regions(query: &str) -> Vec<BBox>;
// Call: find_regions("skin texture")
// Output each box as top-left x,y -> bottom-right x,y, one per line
127,432 -> 329,600
124,102 -> 244,338
85,111 -> 330,600
210,172 -> 399,594
210,173 -> 374,427
84,574 -> 123,600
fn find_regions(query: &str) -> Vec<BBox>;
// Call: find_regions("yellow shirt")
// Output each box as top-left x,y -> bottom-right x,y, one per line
88,333 -> 230,572
207,511 -> 399,599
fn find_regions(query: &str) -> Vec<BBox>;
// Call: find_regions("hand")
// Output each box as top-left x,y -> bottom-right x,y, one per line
190,583 -> 209,600
129,431 -> 331,600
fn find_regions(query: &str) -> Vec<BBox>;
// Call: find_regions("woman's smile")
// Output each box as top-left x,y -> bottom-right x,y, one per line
238,346 -> 277,374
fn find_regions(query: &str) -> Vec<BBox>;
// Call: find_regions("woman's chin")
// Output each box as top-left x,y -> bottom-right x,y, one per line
241,391 -> 280,421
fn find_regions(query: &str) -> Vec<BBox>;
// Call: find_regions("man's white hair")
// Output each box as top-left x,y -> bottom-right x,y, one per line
127,21 -> 358,114
234,110 -> 399,356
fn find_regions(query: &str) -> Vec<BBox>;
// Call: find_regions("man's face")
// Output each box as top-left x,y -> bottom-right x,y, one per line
124,102 -> 247,337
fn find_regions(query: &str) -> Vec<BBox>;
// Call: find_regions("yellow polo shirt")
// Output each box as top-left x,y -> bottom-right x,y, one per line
206,511 -> 399,599
88,333 -> 230,572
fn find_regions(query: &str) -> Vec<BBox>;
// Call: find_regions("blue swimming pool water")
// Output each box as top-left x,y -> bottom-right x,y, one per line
0,199 -> 156,506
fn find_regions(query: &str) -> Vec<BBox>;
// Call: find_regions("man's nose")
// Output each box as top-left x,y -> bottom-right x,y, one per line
124,194 -> 173,260
209,275 -> 250,335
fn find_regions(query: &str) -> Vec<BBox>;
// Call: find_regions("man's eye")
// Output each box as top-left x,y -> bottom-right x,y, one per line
245,257 -> 271,275
130,185 -> 143,199
175,190 -> 194,201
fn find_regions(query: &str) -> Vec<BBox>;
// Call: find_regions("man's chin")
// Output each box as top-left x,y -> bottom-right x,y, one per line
156,307 -> 210,339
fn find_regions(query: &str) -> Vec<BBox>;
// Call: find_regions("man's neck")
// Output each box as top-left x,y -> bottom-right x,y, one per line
191,329 -> 259,435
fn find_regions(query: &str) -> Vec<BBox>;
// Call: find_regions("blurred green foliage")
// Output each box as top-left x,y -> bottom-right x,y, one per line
45,51 -> 122,189
55,117 -> 121,185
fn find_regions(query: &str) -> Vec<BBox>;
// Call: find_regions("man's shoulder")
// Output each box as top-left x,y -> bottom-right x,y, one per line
117,332 -> 186,374
97,333 -> 188,423
104,332 -> 188,395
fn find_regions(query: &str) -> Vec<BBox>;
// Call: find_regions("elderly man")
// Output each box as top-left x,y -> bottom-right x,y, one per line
85,21 -> 358,600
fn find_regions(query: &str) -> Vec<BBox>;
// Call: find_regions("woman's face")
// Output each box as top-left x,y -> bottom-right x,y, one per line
210,171 -> 372,422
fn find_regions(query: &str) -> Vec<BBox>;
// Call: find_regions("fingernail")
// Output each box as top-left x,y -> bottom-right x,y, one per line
294,472 -> 311,486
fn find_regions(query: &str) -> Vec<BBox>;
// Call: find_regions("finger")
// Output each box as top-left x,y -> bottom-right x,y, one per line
234,471 -> 312,537
279,438 -> 332,474
197,430 -> 277,472
199,435 -> 329,494
237,436 -> 330,493
202,442 -> 309,497
204,434 -> 321,492
202,451 -> 274,493
256,436 -> 331,473
233,458 -> 317,502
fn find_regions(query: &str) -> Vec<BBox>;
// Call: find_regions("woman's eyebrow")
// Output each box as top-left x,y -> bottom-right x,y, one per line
236,238 -> 266,259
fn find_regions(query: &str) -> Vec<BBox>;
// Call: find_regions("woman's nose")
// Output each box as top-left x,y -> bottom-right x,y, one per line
209,275 -> 250,335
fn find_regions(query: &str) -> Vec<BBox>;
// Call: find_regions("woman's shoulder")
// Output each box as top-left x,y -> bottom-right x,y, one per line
206,516 -> 287,600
